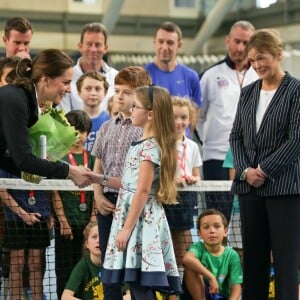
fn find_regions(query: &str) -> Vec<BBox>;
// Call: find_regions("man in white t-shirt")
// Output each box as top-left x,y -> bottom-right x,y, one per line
58,22 -> 118,112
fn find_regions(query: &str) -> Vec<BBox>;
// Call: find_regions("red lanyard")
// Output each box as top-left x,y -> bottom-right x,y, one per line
177,142 -> 187,179
68,150 -> 88,205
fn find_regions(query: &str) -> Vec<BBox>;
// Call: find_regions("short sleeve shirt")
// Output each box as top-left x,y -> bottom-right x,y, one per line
188,241 -> 243,297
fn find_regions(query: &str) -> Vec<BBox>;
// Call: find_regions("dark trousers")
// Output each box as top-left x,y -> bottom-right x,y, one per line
97,192 -> 123,300
239,190 -> 300,300
203,160 -> 233,222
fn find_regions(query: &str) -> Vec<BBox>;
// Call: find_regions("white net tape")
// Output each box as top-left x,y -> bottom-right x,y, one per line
0,178 -> 232,192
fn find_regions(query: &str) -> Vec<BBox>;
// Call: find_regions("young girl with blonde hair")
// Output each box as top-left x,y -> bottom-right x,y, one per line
91,85 -> 182,299
164,97 -> 202,300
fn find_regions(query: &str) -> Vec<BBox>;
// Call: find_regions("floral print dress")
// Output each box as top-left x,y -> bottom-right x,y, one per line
102,138 -> 182,294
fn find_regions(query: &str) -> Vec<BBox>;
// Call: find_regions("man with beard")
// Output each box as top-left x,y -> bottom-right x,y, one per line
198,20 -> 258,222
58,22 -> 118,112
145,21 -> 202,108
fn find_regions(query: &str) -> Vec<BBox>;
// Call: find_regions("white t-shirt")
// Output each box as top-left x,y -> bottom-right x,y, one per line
198,56 -> 258,161
57,57 -> 118,113
176,136 -> 202,178
256,89 -> 276,132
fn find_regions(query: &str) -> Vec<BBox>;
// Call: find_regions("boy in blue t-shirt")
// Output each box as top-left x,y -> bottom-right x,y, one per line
76,71 -> 110,152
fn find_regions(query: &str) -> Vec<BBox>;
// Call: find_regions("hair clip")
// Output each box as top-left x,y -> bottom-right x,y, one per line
148,84 -> 155,107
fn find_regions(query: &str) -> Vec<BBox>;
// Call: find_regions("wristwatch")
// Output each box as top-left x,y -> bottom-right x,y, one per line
240,168 -> 249,181
102,174 -> 108,186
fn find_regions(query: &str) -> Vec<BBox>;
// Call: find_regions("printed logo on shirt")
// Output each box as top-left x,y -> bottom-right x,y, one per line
176,79 -> 185,84
217,77 -> 229,88
217,274 -> 226,284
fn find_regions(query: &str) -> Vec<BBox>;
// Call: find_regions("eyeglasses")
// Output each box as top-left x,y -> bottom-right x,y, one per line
131,103 -> 148,110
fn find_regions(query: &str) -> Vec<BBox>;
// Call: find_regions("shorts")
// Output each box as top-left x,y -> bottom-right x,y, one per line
4,219 -> 50,250
164,191 -> 197,230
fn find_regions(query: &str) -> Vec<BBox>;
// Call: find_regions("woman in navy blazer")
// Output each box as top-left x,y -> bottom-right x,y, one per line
230,29 -> 300,300
0,49 -> 91,187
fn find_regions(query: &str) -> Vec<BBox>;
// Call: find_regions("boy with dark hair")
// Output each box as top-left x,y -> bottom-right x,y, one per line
52,110 -> 96,299
91,66 -> 152,300
182,209 -> 242,300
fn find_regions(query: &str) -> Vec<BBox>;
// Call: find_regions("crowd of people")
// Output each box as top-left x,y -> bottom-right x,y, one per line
0,15 -> 299,300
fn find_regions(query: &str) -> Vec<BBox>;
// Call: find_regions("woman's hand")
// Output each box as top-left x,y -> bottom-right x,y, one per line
68,165 -> 91,188
246,167 -> 266,188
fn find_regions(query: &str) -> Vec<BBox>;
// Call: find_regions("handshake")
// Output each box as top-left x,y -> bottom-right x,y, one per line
68,165 -> 109,189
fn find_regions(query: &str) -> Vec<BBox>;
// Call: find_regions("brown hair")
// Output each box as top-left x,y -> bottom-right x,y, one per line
65,110 -> 92,134
246,28 -> 282,57
76,70 -> 109,93
4,17 -> 33,38
114,66 -> 152,88
80,22 -> 107,44
155,21 -> 182,41
0,57 -> 20,82
198,209 -> 228,230
12,49 -> 73,90
135,85 -> 177,204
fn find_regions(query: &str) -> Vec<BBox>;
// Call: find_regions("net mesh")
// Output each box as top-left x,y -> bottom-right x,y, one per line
0,179 -> 239,300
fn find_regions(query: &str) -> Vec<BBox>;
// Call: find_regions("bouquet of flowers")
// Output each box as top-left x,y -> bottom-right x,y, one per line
22,108 -> 77,183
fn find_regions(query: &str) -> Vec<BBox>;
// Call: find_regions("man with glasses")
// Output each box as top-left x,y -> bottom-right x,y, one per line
58,22 -> 118,112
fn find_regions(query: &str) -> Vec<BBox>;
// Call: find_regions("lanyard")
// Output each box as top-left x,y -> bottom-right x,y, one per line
235,68 -> 247,91
68,150 -> 88,205
177,141 -> 187,179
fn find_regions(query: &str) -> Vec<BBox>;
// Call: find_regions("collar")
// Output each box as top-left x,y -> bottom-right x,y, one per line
225,54 -> 251,71
114,113 -> 132,125
177,135 -> 186,145
33,84 -> 41,115
77,57 -> 111,74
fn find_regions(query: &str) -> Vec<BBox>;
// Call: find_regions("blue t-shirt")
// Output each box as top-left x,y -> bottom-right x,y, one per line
85,111 -> 110,152
145,62 -> 202,107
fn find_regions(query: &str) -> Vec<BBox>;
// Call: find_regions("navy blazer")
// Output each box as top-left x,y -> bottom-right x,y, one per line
230,73 -> 300,196
0,84 -> 69,178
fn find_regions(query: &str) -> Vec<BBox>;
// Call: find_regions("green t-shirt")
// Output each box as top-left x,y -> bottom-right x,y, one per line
64,255 -> 104,300
59,152 -> 95,227
188,241 -> 243,297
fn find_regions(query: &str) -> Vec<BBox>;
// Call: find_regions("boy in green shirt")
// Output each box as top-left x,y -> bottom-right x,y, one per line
182,209 -> 242,300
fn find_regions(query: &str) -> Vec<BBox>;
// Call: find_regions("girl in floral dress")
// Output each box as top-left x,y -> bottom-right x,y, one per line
91,85 -> 182,299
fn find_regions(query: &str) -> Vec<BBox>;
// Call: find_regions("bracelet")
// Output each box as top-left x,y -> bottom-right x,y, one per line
240,168 -> 249,181
101,174 -> 108,186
